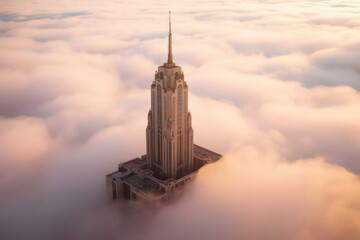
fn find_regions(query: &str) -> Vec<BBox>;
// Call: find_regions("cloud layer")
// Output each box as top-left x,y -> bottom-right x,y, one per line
1,0 -> 360,239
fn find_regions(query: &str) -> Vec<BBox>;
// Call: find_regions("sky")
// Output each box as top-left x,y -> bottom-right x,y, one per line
1,0 -> 360,239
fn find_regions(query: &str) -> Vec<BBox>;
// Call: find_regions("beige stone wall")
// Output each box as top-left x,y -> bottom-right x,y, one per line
146,64 -> 194,179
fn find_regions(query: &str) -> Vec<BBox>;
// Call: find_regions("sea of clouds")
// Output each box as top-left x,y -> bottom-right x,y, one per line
1,0 -> 360,239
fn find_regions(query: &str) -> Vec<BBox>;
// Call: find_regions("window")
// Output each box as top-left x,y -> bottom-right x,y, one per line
164,96 -> 166,121
178,84 -> 182,128
151,90 -> 154,110
172,97 -> 175,120
131,192 -> 137,200
157,85 -> 162,129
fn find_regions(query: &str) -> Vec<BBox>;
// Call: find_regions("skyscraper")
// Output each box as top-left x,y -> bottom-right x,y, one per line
146,12 -> 194,180
106,12 -> 221,202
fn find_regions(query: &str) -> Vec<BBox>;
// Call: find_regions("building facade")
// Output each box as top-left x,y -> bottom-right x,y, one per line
146,13 -> 194,180
106,12 -> 221,202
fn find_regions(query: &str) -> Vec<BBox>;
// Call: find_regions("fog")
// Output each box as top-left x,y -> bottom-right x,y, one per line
1,0 -> 360,239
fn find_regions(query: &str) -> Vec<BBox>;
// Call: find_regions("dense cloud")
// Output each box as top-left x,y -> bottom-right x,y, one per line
0,117 -> 53,205
1,0 -> 360,239
149,150 -> 360,240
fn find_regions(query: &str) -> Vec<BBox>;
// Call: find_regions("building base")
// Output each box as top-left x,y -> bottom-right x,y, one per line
106,144 -> 222,202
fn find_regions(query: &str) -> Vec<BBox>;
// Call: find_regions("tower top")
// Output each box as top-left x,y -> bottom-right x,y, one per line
167,11 -> 173,64
164,11 -> 175,67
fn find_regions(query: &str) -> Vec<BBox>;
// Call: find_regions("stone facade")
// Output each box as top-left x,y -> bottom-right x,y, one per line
146,59 -> 194,180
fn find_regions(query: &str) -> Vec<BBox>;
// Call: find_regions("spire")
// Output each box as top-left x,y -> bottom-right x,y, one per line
167,11 -> 173,64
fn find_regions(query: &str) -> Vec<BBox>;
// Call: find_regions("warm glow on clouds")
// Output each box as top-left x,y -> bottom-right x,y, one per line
151,149 -> 360,240
0,117 -> 53,204
1,0 -> 360,239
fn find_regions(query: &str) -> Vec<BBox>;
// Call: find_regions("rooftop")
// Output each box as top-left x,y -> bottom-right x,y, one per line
194,144 -> 222,162
112,171 -> 132,182
123,174 -> 164,195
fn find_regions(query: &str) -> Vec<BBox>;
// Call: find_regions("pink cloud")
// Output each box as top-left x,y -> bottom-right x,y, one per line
1,0 -> 360,239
